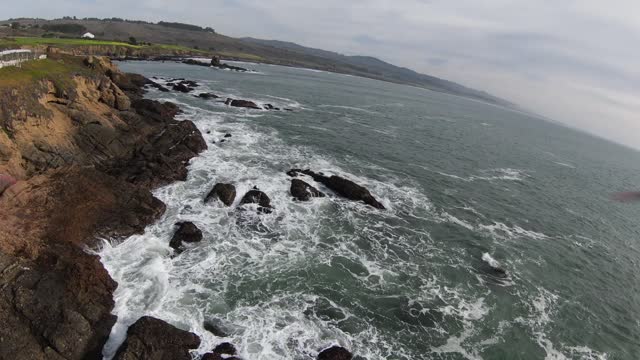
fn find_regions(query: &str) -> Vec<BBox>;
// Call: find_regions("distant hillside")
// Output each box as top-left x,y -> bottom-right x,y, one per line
243,38 -> 510,106
0,17 -> 512,107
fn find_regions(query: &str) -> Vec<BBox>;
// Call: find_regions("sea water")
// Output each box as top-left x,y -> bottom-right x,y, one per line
98,60 -> 640,359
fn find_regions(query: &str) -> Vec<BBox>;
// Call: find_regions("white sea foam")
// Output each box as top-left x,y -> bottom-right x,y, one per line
317,104 -> 379,114
481,253 -> 501,269
436,168 -> 529,182
553,161 -> 576,169
99,91 -> 437,359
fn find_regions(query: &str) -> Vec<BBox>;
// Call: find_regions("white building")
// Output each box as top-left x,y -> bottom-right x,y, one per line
82,32 -> 95,39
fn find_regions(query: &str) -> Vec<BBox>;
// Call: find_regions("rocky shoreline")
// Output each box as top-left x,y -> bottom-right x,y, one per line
0,54 -> 206,360
0,54 -> 370,359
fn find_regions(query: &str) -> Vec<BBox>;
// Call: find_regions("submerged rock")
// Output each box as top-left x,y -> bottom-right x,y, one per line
288,169 -> 385,209
290,179 -> 325,201
113,316 -> 201,360
224,133 -> 232,138
148,81 -> 170,92
225,98 -> 261,109
239,188 -> 273,213
263,103 -> 280,110
317,346 -> 353,360
172,80 -> 199,93
203,319 -> 231,338
213,342 -> 237,355
173,83 -> 192,93
202,353 -> 223,360
170,222 -> 203,252
196,92 -> 220,99
205,183 -> 236,207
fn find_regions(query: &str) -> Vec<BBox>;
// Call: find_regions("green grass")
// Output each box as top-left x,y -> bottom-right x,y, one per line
0,37 -> 210,54
3,37 -> 140,48
216,51 -> 264,61
0,57 -> 91,88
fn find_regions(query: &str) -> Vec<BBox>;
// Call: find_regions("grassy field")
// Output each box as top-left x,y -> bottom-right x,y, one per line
0,56 -> 91,88
0,37 -> 209,54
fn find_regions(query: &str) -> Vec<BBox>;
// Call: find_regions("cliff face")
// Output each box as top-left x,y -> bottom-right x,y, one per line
0,55 -> 206,359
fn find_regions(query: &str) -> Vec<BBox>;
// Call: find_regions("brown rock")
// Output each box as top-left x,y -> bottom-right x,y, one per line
113,316 -> 201,360
205,183 -> 236,206
213,342 -> 237,355
290,178 -> 325,201
225,98 -> 261,109
317,346 -> 353,360
239,188 -> 273,213
288,169 -> 385,209
170,222 -> 203,252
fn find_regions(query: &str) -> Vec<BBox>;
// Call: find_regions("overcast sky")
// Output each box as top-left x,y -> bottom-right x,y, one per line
7,1 -> 640,148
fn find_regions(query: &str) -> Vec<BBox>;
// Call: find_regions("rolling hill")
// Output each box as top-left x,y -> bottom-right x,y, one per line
0,17 -> 512,107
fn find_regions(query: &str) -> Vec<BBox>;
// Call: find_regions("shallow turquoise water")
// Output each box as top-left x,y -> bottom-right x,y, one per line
101,60 -> 640,359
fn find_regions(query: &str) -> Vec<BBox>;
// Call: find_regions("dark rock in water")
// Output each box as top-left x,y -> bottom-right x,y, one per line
203,319 -> 231,337
287,169 -> 385,209
183,57 -> 248,72
317,346 -> 353,360
148,81 -> 170,92
291,179 -> 325,201
225,98 -> 261,109
170,222 -> 203,252
113,316 -> 201,360
181,80 -> 199,87
205,183 -> 236,206
220,139 -> 226,143
239,189 -> 273,213
202,353 -> 223,360
213,342 -> 237,355
197,92 -> 220,99
206,130 -> 212,134
173,83 -> 192,93
171,80 -> 199,93
284,108 -> 294,111
224,133 -> 232,138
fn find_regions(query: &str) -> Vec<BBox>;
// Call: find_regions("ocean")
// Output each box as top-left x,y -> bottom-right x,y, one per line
98,60 -> 640,359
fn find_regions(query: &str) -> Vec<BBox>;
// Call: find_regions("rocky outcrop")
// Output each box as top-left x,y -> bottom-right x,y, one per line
317,346 -> 353,360
291,178 -> 325,201
170,222 -> 203,252
213,342 -> 237,355
196,92 -> 219,99
0,174 -> 15,195
225,98 -> 261,109
0,54 -> 206,359
263,103 -> 280,110
239,188 -> 273,213
287,169 -> 385,209
113,316 -> 201,360
182,57 -> 248,72
203,318 -> 231,337
205,183 -> 237,206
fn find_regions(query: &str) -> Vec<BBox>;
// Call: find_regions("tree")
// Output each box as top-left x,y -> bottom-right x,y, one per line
128,36 -> 138,45
10,22 -> 20,29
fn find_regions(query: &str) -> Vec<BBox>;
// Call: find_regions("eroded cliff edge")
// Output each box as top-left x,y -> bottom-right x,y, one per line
0,54 -> 206,360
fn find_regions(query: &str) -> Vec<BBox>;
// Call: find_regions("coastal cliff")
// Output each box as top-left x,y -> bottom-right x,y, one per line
0,54 -> 206,359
